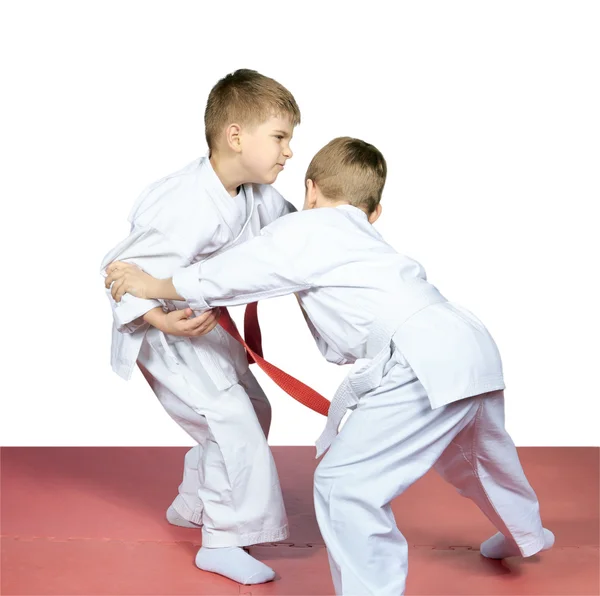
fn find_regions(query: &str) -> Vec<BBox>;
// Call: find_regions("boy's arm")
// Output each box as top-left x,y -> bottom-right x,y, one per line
100,226 -> 191,333
142,306 -> 168,328
106,216 -> 317,310
171,225 -> 313,311
105,214 -> 349,361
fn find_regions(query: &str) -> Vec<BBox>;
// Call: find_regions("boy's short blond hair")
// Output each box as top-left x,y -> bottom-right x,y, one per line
305,137 -> 387,214
205,69 -> 301,150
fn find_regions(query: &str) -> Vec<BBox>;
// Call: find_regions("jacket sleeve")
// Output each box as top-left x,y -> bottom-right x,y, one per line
170,211 -> 354,365
170,214 -> 321,312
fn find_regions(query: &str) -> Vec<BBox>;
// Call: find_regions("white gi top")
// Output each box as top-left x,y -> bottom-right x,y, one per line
100,156 -> 295,386
172,205 -> 505,455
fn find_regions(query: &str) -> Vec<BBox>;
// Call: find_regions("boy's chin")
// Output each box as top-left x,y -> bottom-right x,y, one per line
262,171 -> 279,185
244,171 -> 278,185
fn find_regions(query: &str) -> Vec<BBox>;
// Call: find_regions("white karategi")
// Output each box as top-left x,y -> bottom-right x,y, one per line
170,204 -> 547,594
101,157 -> 295,547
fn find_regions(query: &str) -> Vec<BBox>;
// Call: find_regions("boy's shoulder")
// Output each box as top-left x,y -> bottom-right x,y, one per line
128,157 -> 218,226
137,157 -> 204,200
262,205 -> 332,235
263,206 -> 389,248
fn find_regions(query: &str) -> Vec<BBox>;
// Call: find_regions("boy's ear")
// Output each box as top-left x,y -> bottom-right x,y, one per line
226,123 -> 242,153
368,203 -> 383,224
305,179 -> 318,209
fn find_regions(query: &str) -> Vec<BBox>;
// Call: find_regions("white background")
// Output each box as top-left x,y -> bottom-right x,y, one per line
1,1 -> 598,446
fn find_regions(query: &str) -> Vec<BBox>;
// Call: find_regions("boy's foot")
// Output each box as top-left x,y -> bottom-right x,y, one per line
166,505 -> 202,528
195,546 -> 276,584
480,528 -> 555,559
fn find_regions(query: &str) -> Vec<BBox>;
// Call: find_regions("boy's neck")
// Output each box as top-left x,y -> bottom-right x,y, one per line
318,198 -> 373,221
209,153 -> 245,198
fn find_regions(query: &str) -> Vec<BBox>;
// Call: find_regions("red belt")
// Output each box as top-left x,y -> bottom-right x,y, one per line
218,304 -> 330,416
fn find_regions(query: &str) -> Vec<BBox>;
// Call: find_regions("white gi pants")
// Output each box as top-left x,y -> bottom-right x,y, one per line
314,357 -> 545,595
137,327 -> 288,547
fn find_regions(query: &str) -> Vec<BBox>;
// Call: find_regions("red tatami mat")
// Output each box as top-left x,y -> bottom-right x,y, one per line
1,447 -> 598,595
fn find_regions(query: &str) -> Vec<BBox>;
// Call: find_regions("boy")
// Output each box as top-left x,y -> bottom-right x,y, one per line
100,69 -> 300,585
105,137 -> 554,595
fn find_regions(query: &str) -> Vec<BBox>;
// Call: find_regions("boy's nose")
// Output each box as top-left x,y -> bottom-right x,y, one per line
283,146 -> 293,159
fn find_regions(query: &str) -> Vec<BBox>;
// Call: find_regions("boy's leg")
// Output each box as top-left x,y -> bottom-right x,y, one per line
167,445 -> 204,529
137,336 -> 283,584
191,379 -> 286,547
169,371 -> 271,526
138,360 -> 206,526
138,332 -> 288,546
314,362 -> 481,596
433,390 -> 552,558
139,366 -> 272,528
170,447 -> 205,526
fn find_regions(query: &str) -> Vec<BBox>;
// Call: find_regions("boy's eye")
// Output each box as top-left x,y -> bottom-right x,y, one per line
274,135 -> 284,140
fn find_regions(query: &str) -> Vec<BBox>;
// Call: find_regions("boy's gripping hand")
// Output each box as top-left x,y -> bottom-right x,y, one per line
105,261 -> 183,302
145,307 -> 221,337
105,261 -> 159,302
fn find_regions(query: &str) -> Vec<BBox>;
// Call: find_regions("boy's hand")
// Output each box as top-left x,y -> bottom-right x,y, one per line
105,261 -> 160,302
162,307 -> 221,337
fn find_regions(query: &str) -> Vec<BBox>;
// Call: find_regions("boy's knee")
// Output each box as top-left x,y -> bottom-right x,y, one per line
314,463 -> 354,502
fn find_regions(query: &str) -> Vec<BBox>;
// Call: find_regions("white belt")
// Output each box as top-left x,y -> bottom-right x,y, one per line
315,342 -> 392,458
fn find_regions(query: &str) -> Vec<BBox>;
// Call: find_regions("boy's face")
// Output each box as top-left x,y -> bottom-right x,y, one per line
239,115 -> 294,184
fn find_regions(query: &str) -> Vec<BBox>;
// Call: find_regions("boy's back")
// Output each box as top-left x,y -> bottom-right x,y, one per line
174,203 -> 504,412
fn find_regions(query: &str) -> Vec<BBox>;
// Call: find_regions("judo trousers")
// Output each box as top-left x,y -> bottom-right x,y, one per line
137,327 -> 288,547
314,358 -> 546,595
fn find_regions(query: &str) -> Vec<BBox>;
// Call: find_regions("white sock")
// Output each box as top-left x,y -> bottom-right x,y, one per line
480,528 -> 555,559
195,546 -> 276,585
166,505 -> 202,528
